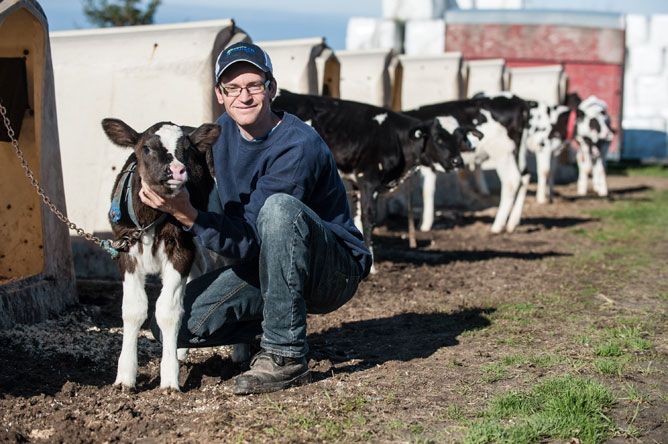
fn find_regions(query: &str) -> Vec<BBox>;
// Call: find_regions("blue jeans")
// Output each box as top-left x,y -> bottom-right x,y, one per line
157,193 -> 361,358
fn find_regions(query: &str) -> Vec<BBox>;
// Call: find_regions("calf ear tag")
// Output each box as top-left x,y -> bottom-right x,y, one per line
413,129 -> 423,139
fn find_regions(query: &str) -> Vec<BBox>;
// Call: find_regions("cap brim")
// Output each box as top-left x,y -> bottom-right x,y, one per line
216,59 -> 270,83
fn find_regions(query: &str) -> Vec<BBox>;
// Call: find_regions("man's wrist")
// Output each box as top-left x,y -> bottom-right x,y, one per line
173,206 -> 198,228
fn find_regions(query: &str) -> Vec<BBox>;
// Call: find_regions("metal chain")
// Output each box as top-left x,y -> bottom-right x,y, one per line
0,99 -> 139,256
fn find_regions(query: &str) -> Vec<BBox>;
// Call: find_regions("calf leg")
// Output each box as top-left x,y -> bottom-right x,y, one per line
420,167 -> 437,232
576,149 -> 592,196
155,263 -> 187,391
360,182 -> 378,274
115,270 -> 148,389
473,164 -> 490,196
535,146 -> 552,204
547,151 -> 559,203
507,172 -> 530,232
491,154 -> 520,233
593,156 -> 608,197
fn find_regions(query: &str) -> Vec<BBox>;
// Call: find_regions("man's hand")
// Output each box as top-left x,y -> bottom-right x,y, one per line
139,182 -> 198,228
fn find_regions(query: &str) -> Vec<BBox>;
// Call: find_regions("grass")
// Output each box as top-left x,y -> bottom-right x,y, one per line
571,188 -> 668,261
481,363 -> 508,383
589,189 -> 668,240
502,352 -> 563,368
464,375 -> 615,444
594,357 -> 627,376
461,173 -> 668,443
608,163 -> 668,178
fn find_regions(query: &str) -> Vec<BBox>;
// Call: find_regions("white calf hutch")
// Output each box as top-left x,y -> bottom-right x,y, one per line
0,0 -> 76,329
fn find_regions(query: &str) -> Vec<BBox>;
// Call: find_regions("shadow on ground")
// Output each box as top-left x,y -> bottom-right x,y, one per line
306,308 -> 493,380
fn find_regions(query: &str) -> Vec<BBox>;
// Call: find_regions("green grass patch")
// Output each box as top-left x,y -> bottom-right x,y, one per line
481,363 -> 508,383
571,188 -> 668,256
491,302 -> 538,324
608,163 -> 668,178
595,341 -> 624,357
594,357 -> 627,376
465,375 -> 615,444
588,189 -> 668,239
603,325 -> 654,353
502,353 -> 563,368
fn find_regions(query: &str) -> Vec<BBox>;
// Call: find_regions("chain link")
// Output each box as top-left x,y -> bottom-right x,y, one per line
0,99 -> 138,255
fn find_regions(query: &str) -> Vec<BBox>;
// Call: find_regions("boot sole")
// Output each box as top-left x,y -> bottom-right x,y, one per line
233,369 -> 312,395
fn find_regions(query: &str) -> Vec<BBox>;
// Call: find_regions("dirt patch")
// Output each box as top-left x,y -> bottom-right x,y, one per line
1,174 -> 667,443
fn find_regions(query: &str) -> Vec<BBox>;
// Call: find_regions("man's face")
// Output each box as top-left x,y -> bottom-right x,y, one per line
215,62 -> 276,131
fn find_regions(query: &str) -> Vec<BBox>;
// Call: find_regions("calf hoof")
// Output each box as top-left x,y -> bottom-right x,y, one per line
160,385 -> 181,395
113,382 -> 137,394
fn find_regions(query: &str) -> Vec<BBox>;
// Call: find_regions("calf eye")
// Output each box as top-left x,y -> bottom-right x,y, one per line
143,145 -> 151,154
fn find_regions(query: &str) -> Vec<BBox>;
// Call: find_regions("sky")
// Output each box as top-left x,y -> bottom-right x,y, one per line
39,0 -> 383,50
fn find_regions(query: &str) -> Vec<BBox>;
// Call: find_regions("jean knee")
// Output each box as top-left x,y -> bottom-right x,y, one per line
257,193 -> 302,239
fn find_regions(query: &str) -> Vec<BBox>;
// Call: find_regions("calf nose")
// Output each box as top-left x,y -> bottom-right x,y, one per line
169,163 -> 187,182
451,155 -> 463,168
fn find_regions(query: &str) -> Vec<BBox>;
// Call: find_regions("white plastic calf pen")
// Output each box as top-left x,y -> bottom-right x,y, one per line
465,58 -> 507,98
507,64 -> 568,106
398,52 -> 464,110
257,37 -> 340,97
335,48 -> 399,108
0,0 -> 76,329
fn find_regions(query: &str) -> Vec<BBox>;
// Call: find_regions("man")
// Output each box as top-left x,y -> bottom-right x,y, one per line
139,42 -> 371,395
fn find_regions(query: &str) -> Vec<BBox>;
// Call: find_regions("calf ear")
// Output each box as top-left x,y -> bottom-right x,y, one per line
565,93 -> 582,110
101,118 -> 138,147
189,124 -> 222,153
465,127 -> 484,141
454,126 -> 482,152
410,123 -> 429,140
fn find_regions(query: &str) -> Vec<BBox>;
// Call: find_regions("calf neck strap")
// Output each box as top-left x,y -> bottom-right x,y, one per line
566,109 -> 577,141
109,160 -> 168,233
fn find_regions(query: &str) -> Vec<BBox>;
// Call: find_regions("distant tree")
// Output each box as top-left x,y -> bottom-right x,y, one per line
82,0 -> 162,27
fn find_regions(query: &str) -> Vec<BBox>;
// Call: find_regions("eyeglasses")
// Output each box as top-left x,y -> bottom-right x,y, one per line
220,79 -> 271,97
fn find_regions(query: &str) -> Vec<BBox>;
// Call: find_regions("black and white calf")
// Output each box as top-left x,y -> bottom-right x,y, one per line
272,89 -> 476,269
405,94 -> 533,233
522,101 -> 573,204
522,93 -> 616,203
102,118 -> 220,391
571,95 -> 615,197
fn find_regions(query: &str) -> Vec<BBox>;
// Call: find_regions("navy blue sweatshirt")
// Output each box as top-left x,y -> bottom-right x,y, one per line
190,111 -> 371,278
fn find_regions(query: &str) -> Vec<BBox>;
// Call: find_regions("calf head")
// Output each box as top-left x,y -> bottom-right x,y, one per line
414,119 -> 482,172
102,119 -> 221,197
576,96 -> 615,145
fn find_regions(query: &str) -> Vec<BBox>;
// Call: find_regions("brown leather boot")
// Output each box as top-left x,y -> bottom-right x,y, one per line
233,349 -> 311,395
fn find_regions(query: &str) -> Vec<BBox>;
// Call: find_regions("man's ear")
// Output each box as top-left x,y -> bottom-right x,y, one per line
267,78 -> 278,100
214,85 -> 225,105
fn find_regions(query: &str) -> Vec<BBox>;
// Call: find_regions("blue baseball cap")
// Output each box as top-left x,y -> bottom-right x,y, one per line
214,42 -> 273,84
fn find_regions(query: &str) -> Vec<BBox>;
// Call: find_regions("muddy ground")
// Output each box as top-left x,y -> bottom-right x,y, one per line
1,173 -> 667,443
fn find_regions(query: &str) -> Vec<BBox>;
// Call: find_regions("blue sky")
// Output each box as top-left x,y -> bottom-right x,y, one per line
39,0 -> 383,50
